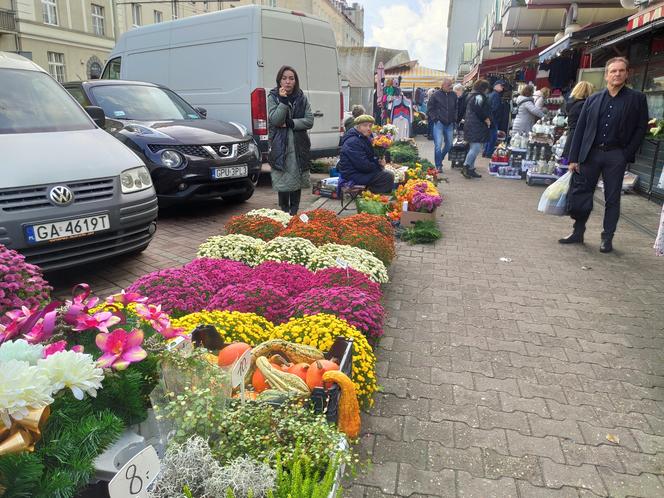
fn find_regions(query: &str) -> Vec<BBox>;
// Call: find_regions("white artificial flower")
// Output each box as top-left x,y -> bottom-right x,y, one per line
246,208 -> 292,226
0,339 -> 44,365
0,360 -> 53,428
39,350 -> 105,400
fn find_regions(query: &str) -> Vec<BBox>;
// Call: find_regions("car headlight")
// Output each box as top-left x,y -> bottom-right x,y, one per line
160,150 -> 184,169
121,166 -> 153,194
249,141 -> 260,160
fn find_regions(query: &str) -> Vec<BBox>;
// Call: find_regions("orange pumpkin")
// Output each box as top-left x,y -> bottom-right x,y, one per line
252,362 -> 283,393
287,362 -> 310,382
217,342 -> 251,368
305,359 -> 339,390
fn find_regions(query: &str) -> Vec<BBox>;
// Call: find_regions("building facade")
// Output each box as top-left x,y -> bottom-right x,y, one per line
444,0 -> 494,78
1,0 -> 363,83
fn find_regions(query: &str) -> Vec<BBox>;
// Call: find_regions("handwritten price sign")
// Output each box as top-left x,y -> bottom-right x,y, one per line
108,446 -> 160,498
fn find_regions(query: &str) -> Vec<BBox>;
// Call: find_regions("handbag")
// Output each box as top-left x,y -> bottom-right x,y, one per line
566,171 -> 594,218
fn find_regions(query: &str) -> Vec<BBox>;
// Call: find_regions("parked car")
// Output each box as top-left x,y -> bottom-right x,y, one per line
0,52 -> 158,271
64,80 -> 261,206
102,5 -> 343,161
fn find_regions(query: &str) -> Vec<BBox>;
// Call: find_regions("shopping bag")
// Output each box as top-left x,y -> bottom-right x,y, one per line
566,172 -> 594,218
537,171 -> 571,216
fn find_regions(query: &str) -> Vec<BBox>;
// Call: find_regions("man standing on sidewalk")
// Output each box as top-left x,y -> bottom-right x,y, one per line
483,80 -> 505,157
561,57 -> 648,253
427,78 -> 458,172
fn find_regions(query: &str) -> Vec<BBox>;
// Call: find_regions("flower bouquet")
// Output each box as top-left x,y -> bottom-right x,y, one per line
372,134 -> 393,159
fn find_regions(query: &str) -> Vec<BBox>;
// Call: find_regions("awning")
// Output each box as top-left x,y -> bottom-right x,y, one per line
592,17 -> 664,53
628,3 -> 664,32
384,61 -> 448,88
463,45 -> 548,85
538,35 -> 573,63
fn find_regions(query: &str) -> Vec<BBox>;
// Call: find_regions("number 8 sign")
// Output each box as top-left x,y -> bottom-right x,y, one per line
108,446 -> 161,498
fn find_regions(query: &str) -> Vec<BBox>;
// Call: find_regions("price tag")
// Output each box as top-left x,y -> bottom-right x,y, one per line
108,446 -> 160,498
231,348 -> 252,388
335,257 -> 349,269
299,213 -> 310,223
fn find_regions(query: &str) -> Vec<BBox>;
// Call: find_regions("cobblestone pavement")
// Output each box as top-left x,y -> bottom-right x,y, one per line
347,138 -> 664,498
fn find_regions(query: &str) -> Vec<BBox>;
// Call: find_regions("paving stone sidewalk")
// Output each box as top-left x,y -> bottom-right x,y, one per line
348,138 -> 664,498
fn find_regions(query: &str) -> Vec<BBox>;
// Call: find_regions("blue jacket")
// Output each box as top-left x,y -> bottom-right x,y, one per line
337,128 -> 381,185
487,90 -> 502,130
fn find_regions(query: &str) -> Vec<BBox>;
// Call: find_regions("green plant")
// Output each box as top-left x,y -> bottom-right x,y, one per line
387,142 -> 419,163
401,220 -> 442,244
268,449 -> 342,498
310,161 -> 331,174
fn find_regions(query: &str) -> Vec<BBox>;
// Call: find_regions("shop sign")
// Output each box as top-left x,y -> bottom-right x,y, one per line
628,5 -> 663,32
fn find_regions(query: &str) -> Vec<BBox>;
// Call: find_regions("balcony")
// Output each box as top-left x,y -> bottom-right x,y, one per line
0,8 -> 16,33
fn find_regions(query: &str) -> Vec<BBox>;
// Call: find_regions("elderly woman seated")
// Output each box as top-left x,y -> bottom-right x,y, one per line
337,115 -> 395,194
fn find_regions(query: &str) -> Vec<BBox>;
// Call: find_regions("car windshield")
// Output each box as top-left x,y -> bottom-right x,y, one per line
89,85 -> 201,121
0,69 -> 95,134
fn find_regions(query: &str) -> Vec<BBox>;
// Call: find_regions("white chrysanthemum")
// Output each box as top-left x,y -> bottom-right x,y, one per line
0,339 -> 44,365
259,237 -> 317,266
311,243 -> 389,283
246,208 -> 292,226
39,351 -> 104,400
0,360 -> 53,428
197,234 -> 266,266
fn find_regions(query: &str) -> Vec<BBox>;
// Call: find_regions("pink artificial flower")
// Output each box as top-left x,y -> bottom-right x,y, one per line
135,303 -> 171,331
63,284 -> 100,325
43,340 -> 67,357
0,306 -> 36,342
156,325 -> 187,340
71,345 -> 84,353
24,318 -> 51,344
74,311 -> 121,334
96,328 -> 147,370
106,290 -> 148,305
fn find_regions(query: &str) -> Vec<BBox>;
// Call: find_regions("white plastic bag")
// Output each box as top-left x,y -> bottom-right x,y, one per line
538,171 -> 571,216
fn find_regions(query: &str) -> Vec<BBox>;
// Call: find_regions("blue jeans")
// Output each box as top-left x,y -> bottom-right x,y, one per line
484,127 -> 498,156
464,143 -> 484,170
433,121 -> 454,170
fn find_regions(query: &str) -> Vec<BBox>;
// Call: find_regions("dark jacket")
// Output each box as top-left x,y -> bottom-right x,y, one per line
457,94 -> 467,124
464,92 -> 491,143
427,89 -> 458,125
487,90 -> 502,130
337,127 -> 381,185
268,88 -> 312,173
568,86 -> 648,164
562,97 -> 586,159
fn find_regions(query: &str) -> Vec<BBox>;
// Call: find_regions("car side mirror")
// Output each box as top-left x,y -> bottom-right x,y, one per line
195,106 -> 207,118
85,106 -> 106,128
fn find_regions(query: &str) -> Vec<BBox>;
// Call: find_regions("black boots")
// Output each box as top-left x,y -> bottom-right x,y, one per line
468,169 -> 482,178
600,234 -> 614,253
559,227 -> 585,244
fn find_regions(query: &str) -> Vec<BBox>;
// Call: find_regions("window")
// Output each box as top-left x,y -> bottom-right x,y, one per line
132,3 -> 142,27
65,85 -> 91,107
154,10 -> 163,23
101,57 -> 121,79
42,0 -> 58,25
47,52 -> 66,83
91,4 -> 105,36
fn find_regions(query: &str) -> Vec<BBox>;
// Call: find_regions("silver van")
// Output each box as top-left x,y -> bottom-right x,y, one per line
0,52 -> 158,271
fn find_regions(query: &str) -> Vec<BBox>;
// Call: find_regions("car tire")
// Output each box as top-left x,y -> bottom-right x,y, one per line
223,190 -> 254,203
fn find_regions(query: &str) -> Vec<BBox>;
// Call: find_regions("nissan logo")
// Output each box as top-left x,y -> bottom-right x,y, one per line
218,145 -> 231,157
48,186 -> 74,206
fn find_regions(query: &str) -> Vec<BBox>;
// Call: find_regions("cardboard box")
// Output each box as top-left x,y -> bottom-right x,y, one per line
400,209 -> 438,226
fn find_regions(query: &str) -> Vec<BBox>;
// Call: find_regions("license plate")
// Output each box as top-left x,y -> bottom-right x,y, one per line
25,214 -> 110,244
211,165 -> 248,180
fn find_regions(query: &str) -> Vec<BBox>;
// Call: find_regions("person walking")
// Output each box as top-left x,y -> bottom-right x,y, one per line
453,83 -> 467,126
512,85 -> 545,134
483,80 -> 505,157
426,87 -> 436,140
427,77 -> 458,172
562,57 -> 649,253
561,81 -> 594,160
268,65 -> 314,215
461,79 -> 491,179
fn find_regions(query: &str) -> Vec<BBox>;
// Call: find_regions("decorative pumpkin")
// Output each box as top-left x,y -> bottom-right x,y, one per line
217,342 -> 251,367
305,359 -> 339,390
323,370 -> 361,439
287,362 -> 310,382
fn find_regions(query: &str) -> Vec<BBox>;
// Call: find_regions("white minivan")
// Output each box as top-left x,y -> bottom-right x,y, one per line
0,52 -> 158,271
102,5 -> 343,160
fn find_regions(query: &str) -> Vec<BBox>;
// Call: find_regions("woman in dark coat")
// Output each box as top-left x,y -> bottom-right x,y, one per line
337,115 -> 394,193
268,65 -> 314,215
461,79 -> 491,179
562,81 -> 594,160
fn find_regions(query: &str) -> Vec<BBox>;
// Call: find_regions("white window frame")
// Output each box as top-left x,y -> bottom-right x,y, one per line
153,9 -> 163,23
91,4 -> 105,36
132,3 -> 142,27
172,2 -> 178,20
42,0 -> 58,26
48,52 -> 66,83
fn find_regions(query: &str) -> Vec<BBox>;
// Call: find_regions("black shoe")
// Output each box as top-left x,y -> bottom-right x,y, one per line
558,232 -> 584,244
468,169 -> 482,178
600,238 -> 613,253
461,166 -> 470,179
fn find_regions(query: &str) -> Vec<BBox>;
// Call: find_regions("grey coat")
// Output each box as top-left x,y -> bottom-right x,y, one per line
511,96 -> 545,134
268,91 -> 314,192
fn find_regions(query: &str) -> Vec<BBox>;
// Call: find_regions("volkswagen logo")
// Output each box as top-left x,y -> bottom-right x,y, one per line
218,145 -> 231,157
48,186 -> 74,207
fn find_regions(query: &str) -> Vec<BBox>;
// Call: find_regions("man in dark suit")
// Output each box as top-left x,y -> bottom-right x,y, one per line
561,57 -> 649,253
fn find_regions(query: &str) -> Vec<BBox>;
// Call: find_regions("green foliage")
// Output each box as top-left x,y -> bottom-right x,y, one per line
388,142 -> 419,163
0,452 -> 44,498
310,161 -> 331,174
402,220 -> 442,244
268,450 -> 342,498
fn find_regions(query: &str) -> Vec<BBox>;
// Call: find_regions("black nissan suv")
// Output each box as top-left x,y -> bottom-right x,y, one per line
64,80 -> 261,207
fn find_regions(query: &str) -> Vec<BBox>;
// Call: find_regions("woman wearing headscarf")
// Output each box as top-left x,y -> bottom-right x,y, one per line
562,81 -> 594,160
268,65 -> 314,215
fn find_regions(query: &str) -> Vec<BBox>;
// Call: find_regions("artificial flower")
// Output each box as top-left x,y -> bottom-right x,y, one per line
74,311 -> 122,334
39,350 -> 104,400
0,306 -> 36,342
96,328 -> 147,370
135,303 -> 171,331
0,359 -> 53,427
43,340 -> 67,357
106,290 -> 148,305
0,338 -> 44,364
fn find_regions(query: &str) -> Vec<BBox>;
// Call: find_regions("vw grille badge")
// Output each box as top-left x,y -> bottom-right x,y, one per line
218,145 -> 231,157
48,186 -> 75,206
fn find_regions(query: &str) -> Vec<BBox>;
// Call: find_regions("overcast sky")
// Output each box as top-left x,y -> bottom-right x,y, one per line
353,0 -> 449,70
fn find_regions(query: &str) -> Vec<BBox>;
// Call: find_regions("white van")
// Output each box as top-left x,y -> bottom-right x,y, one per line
0,52 -> 158,271
103,5 -> 343,160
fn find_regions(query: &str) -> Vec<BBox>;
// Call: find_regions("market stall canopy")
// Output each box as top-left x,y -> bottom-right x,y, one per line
538,16 -> 629,63
591,16 -> 664,53
337,47 -> 410,88
463,44 -> 549,85
384,61 -> 448,89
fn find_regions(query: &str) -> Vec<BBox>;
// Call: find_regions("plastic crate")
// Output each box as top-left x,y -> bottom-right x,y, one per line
310,336 -> 354,423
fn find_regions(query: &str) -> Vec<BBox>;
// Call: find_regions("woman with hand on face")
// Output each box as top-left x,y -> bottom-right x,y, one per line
268,65 -> 314,215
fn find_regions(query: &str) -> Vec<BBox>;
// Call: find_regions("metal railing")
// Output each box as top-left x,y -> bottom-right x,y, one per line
0,8 -> 16,33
